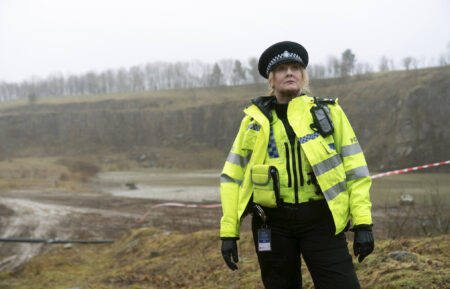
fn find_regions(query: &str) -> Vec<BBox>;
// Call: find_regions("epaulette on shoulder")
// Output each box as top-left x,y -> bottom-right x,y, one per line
315,97 -> 336,105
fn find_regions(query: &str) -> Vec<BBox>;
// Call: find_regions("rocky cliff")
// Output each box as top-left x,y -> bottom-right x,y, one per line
0,67 -> 448,171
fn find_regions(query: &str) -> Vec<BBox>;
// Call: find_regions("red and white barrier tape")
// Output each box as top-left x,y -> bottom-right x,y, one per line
136,202 -> 222,223
370,160 -> 450,179
136,160 -> 450,223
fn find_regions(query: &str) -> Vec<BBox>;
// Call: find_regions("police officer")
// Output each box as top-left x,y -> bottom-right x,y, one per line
220,41 -> 374,288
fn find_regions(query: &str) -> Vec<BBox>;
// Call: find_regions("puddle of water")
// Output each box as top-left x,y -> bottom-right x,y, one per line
105,185 -> 220,202
94,169 -> 221,202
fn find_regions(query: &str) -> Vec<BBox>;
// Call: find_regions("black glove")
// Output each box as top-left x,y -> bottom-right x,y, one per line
221,238 -> 239,270
352,224 -> 374,263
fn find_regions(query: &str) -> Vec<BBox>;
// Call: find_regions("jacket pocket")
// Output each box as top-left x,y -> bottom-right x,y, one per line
321,140 -> 336,154
251,164 -> 277,208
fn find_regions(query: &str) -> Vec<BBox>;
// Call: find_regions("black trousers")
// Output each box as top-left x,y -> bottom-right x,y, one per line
251,200 -> 360,289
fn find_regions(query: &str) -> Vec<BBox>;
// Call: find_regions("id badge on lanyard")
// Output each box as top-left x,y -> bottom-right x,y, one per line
254,203 -> 271,252
258,227 -> 271,252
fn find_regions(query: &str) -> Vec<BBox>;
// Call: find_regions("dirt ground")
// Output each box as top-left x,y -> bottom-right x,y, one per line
0,170 -> 448,273
0,186 -> 410,273
0,187 -> 227,273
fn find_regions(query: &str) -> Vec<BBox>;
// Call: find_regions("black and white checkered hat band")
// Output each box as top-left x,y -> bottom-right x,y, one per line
266,50 -> 304,76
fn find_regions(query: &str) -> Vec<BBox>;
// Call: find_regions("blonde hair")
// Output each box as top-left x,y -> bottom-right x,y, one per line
268,67 -> 310,96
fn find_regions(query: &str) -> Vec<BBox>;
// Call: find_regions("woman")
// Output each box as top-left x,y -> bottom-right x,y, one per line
220,41 -> 374,289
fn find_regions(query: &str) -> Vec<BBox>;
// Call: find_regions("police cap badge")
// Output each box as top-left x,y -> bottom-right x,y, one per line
258,41 -> 309,79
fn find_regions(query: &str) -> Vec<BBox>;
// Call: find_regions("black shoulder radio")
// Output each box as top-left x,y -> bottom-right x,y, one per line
310,97 -> 334,137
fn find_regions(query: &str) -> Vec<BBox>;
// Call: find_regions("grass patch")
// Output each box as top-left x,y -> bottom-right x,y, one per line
0,157 -> 67,190
56,158 -> 100,182
2,229 -> 448,289
0,156 -> 104,190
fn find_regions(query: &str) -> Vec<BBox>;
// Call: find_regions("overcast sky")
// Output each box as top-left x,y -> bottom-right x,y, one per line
0,0 -> 449,82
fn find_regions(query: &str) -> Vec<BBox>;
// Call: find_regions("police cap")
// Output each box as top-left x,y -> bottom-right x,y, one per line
258,41 -> 309,79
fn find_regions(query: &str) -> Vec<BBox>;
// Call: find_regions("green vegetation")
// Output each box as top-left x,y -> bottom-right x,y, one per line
0,157 -> 67,190
1,228 -> 448,289
0,156 -> 113,190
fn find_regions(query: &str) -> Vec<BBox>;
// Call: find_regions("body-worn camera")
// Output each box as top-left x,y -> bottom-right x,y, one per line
310,97 -> 334,137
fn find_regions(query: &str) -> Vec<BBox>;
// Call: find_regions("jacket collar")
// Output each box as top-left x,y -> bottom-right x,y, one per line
250,96 -> 276,123
250,94 -> 309,122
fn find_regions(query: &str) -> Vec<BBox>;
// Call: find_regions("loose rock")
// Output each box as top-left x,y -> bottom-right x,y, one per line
389,251 -> 417,262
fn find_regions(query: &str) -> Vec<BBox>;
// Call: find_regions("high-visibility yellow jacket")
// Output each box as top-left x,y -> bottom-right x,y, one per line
220,95 -> 372,238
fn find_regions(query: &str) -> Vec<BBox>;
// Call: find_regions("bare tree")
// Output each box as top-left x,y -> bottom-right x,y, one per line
187,60 -> 208,87
46,73 -> 64,96
0,81 -> 6,101
309,64 -> 326,79
353,62 -> 364,75
129,65 -> 145,92
247,57 -> 262,83
144,63 -> 158,90
232,60 -> 246,85
116,68 -> 129,93
402,57 -> 414,70
326,56 -> 340,78
66,74 -> 78,95
105,69 -> 117,93
379,56 -> 390,72
28,92 -> 37,105
411,58 -> 419,69
438,43 -> 450,66
218,59 -> 234,85
9,46 -> 450,102
389,58 -> 396,71
340,49 -> 356,77
209,63 -> 223,87
85,71 -> 99,94
438,55 -> 448,66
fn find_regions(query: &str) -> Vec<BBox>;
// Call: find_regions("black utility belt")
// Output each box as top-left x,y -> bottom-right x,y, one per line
257,199 -> 327,211
282,199 -> 325,208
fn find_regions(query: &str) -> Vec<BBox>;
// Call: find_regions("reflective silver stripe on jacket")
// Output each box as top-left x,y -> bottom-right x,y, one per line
226,151 -> 252,168
341,142 -> 362,157
220,173 -> 243,185
346,166 -> 370,182
323,181 -> 347,202
312,154 -> 342,176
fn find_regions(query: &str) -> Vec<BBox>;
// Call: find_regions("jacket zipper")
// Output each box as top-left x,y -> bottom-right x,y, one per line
291,141 -> 299,204
284,142 -> 292,187
297,142 -> 304,186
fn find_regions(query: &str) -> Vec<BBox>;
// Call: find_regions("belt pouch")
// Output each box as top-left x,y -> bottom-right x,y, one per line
251,164 -> 278,208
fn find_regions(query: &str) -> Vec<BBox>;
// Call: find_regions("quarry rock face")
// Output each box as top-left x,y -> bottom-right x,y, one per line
0,67 -> 448,171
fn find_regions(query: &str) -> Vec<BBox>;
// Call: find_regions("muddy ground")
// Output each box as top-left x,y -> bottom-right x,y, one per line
0,187 -> 393,273
0,187 -> 226,272
0,170 -> 448,273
